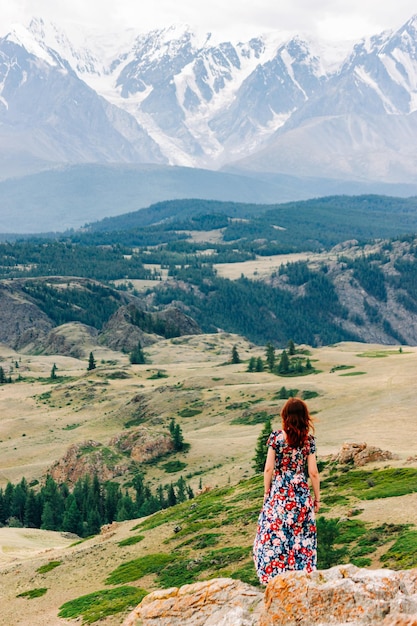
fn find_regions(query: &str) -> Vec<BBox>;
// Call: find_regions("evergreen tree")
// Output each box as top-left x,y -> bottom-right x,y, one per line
86,507 -> 102,536
247,356 -> 256,372
129,341 -> 146,364
50,363 -> 58,379
41,502 -> 56,530
40,476 -> 64,529
11,478 -> 28,524
287,339 -> 296,355
104,482 -> 120,524
265,343 -> 276,371
278,350 -> 290,374
231,345 -> 240,364
317,517 -> 348,568
252,418 -> 272,473
167,484 -> 177,507
169,418 -> 185,451
23,491 -> 41,528
255,357 -> 264,372
87,352 -> 96,371
116,492 -> 135,521
62,496 -> 83,536
306,358 -> 313,370
0,366 -> 6,384
176,476 -> 187,503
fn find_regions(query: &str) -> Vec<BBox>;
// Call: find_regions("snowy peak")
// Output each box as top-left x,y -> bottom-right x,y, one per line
2,15 -> 417,180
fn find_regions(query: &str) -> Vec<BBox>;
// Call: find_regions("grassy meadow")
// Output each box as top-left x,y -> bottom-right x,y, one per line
0,333 -> 417,625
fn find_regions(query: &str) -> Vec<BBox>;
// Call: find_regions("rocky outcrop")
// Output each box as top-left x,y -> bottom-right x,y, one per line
99,304 -> 154,352
332,442 -> 396,466
122,566 -> 417,626
110,427 -> 174,463
122,578 -> 264,626
42,321 -> 99,358
100,303 -> 201,352
0,282 -> 54,350
48,440 -> 129,485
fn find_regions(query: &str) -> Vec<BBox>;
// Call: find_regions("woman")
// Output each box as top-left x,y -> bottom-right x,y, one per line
253,397 -> 320,584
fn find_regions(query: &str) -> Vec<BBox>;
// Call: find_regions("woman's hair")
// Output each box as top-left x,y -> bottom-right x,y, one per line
281,397 -> 314,448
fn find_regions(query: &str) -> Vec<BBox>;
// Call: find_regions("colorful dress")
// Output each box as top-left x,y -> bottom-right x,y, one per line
253,430 -> 317,584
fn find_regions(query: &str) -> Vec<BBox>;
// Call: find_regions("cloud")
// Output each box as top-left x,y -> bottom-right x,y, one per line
0,0 -> 416,41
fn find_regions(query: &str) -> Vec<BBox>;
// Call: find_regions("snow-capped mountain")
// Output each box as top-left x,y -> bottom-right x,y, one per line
2,15 -> 417,183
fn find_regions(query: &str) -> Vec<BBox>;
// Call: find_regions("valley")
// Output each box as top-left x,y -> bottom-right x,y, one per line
1,336 -> 417,625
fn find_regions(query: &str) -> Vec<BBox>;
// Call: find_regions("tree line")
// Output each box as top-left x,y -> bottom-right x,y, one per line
0,472 -> 194,537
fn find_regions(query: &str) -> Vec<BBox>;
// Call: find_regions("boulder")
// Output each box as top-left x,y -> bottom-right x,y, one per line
259,565 -> 417,625
122,567 -> 417,626
332,442 -> 395,466
122,578 -> 264,626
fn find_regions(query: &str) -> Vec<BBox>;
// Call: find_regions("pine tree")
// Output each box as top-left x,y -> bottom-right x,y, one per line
129,341 -> 146,364
247,356 -> 256,372
41,502 -> 56,530
256,357 -> 264,372
231,345 -> 240,364
167,484 -> 177,507
87,352 -> 96,371
252,418 -> 272,473
0,366 -> 6,384
287,339 -> 296,355
265,343 -> 276,371
62,496 -> 83,536
50,363 -> 57,379
278,350 -> 290,374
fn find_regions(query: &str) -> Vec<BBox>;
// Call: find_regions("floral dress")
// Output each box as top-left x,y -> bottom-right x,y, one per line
253,430 -> 317,584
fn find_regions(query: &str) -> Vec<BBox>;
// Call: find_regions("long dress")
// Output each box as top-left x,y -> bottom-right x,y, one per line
253,429 -> 317,584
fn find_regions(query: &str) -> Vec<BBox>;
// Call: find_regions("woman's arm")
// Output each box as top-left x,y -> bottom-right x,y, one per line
307,452 -> 321,513
263,446 -> 275,497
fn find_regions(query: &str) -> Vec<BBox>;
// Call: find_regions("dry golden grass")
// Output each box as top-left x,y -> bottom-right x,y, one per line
1,334 -> 417,624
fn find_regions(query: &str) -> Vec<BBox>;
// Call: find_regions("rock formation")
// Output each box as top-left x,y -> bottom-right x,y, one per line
122,566 -> 417,626
99,303 -> 201,352
332,442 -> 395,466
122,578 -> 264,626
48,440 -> 129,485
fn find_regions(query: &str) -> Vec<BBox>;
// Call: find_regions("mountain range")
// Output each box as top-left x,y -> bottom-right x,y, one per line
3,16 -> 417,231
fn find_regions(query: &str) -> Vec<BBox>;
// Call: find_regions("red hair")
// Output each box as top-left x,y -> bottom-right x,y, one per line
281,397 -> 314,448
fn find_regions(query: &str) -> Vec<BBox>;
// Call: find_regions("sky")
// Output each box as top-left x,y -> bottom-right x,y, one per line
0,0 -> 416,42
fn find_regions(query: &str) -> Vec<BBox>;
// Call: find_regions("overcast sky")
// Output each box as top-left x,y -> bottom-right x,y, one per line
0,0 -> 416,42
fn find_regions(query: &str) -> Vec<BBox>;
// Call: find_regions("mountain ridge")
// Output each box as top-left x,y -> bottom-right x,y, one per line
2,15 -> 417,178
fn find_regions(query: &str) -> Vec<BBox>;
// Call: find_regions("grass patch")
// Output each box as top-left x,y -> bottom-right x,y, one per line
231,411 -> 270,425
36,561 -> 61,574
58,586 -> 147,624
380,530 -> 417,569
351,557 -> 372,567
177,532 -> 222,549
105,371 -> 132,379
63,423 -> 81,431
330,365 -> 355,372
178,408 -> 203,418
161,460 -> 187,473
148,370 -> 168,379
118,535 -> 145,547
106,553 -> 175,585
17,588 -> 47,599
323,468 -> 417,500
157,546 -> 250,588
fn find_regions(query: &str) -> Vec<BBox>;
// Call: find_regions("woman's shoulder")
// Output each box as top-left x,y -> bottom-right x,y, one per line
267,430 -> 284,446
306,433 -> 316,453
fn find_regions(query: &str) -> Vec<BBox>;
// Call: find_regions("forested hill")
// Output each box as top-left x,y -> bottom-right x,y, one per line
1,194 -> 417,348
82,195 -> 417,249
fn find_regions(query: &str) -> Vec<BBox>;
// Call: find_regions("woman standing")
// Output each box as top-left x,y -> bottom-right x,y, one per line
253,397 -> 320,584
